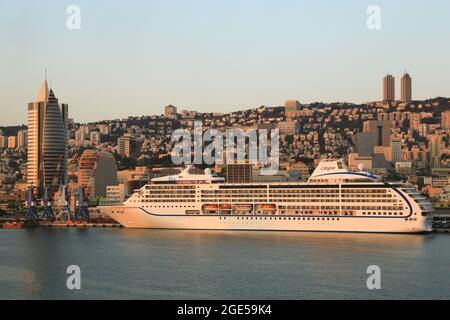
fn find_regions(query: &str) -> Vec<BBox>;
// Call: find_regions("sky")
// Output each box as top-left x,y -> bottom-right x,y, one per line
0,0 -> 449,126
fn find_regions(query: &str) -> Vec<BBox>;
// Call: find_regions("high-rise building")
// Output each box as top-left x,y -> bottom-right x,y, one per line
82,125 -> 90,136
363,120 -> 392,148
17,129 -> 27,148
401,73 -> 412,102
441,110 -> 450,130
78,150 -> 118,199
75,128 -> 85,147
285,100 -> 300,118
165,105 -> 178,119
7,136 -> 16,149
383,74 -> 395,102
428,135 -> 442,168
117,135 -> 138,158
0,136 -> 6,148
355,132 -> 375,157
27,78 -> 68,196
90,131 -> 101,146
390,137 -> 402,163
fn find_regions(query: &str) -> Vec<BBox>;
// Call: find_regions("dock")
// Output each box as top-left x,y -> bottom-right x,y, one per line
0,220 -> 38,229
38,222 -> 122,228
434,228 -> 450,233
0,217 -> 121,229
433,209 -> 450,233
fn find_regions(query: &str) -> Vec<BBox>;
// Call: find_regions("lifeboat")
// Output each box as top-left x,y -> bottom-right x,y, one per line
234,204 -> 253,211
260,204 -> 277,210
203,204 -> 219,210
219,204 -> 232,210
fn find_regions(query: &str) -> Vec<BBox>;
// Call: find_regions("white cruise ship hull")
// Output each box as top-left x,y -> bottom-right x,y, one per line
100,160 -> 434,234
101,206 -> 432,234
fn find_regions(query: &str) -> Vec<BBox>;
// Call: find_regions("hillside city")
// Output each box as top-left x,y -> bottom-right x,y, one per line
0,73 -> 449,214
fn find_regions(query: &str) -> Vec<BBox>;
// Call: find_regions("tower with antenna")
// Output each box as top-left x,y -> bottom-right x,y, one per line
27,70 -> 68,198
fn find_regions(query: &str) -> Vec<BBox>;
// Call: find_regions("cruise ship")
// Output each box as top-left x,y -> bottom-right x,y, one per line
100,159 -> 433,234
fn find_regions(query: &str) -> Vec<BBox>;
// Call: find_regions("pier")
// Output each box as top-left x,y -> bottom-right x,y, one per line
0,219 -> 38,229
0,218 -> 121,229
38,220 -> 121,228
433,210 -> 450,233
0,186 -> 121,229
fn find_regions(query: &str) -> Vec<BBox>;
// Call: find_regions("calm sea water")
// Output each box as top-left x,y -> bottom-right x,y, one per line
0,227 -> 449,300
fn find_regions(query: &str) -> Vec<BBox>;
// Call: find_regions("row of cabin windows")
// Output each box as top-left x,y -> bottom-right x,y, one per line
219,216 -> 340,221
146,186 -> 195,190
142,205 -> 196,208
362,212 -> 403,216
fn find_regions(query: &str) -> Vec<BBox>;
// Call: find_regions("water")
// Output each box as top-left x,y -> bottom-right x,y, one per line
0,228 -> 449,300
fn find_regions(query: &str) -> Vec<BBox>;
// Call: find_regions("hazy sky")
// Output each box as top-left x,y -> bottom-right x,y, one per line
1,0 -> 449,126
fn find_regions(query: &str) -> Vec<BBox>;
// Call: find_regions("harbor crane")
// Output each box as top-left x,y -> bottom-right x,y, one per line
25,187 -> 39,221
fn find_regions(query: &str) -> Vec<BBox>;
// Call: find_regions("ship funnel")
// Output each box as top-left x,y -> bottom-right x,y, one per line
309,159 -> 348,179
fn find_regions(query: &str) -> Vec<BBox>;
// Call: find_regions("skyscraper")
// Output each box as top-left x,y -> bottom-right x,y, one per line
27,78 -> 68,196
401,73 -> 412,102
383,74 -> 395,102
428,135 -> 442,168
